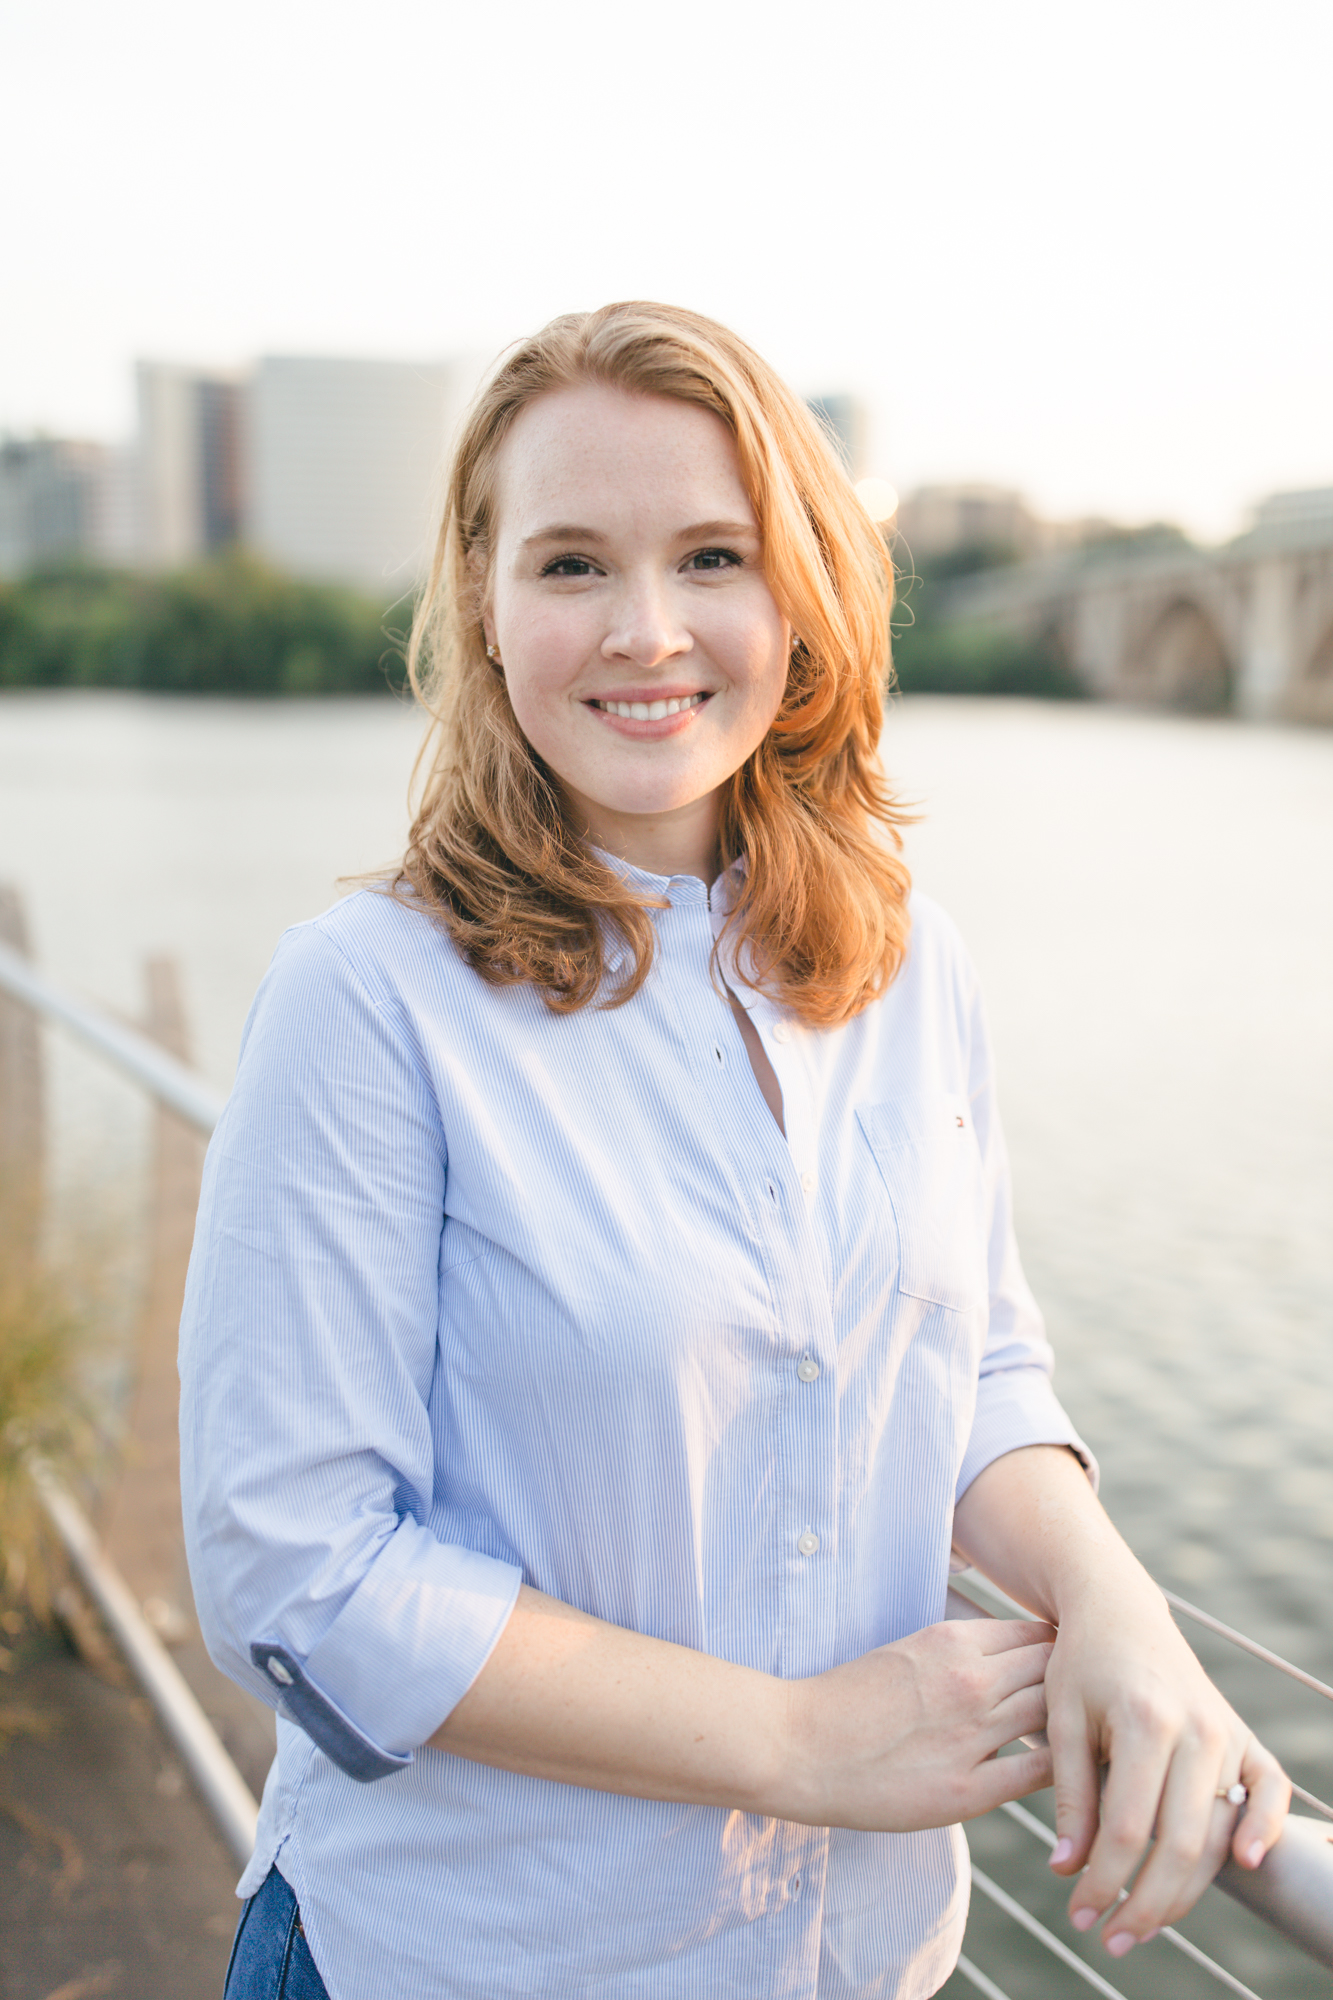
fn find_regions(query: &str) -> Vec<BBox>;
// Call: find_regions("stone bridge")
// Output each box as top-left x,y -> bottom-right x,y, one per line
943,491 -> 1333,723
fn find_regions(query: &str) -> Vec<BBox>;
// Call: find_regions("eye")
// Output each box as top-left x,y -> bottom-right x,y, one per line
686,547 -> 743,573
540,554 -> 600,578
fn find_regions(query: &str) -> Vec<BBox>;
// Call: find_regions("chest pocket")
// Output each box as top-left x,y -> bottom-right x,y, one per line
856,1095 -> 989,1311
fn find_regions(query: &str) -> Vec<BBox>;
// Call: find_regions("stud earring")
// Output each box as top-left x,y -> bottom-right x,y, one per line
486,643 -> 501,666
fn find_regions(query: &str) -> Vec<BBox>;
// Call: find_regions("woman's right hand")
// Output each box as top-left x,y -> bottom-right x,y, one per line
435,1585 -> 1051,1832
777,1618 -> 1055,1831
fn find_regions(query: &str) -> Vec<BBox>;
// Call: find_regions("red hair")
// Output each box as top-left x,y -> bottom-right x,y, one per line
397,302 -> 910,1027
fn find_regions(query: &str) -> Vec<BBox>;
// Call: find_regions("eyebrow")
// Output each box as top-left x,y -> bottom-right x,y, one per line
519,519 -> 760,551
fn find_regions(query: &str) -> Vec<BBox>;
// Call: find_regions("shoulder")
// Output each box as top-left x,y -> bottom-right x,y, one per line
242,886 -> 462,1061
901,889 -> 980,1000
297,884 -> 453,999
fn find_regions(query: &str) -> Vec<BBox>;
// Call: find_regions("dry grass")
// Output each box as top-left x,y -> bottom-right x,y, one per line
0,1175 -> 104,1631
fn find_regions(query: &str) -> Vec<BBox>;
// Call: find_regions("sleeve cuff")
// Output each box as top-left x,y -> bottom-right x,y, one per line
251,1643 -> 413,1782
956,1366 -> 1098,1505
255,1517 -> 523,1772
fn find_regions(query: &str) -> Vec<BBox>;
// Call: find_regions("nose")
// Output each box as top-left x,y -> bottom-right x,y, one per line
600,572 -> 692,668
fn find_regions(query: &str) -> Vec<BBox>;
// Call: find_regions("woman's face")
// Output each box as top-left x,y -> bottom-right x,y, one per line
484,382 -> 791,878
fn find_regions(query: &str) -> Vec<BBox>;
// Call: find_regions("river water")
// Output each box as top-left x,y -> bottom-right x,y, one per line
1,690 -> 1330,1996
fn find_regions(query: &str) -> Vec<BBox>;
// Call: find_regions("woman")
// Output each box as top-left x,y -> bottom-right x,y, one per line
181,303 -> 1287,2000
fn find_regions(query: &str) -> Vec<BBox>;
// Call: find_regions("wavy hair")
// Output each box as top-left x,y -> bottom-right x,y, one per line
396,301 -> 911,1027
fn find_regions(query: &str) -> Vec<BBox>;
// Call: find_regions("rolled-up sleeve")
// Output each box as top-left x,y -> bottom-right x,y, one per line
954,973 -> 1097,1503
179,920 -> 522,1778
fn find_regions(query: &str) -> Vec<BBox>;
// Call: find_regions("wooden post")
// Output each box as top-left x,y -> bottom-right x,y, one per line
0,883 -> 44,1296
101,956 -> 204,1641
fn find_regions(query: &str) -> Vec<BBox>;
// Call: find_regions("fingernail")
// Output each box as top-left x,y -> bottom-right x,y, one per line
1246,1840 -> 1265,1868
1050,1837 -> 1074,1867
1071,1907 -> 1098,1933
1105,1933 -> 1135,1959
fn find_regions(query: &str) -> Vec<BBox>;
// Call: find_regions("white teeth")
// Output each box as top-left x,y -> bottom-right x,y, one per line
598,693 -> 705,719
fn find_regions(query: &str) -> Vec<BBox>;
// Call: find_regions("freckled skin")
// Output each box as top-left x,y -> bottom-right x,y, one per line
483,383 -> 791,881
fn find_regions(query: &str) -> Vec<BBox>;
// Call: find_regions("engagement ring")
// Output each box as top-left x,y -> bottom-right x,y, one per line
1217,1783 -> 1248,1806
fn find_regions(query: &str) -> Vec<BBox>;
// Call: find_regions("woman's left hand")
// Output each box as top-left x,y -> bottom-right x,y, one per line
1041,1573 -> 1289,1955
952,1445 -> 1291,1959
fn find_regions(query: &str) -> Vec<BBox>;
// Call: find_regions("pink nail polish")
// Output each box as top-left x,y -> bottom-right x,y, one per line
1071,1907 -> 1097,1933
1106,1933 -> 1135,1959
1246,1841 -> 1265,1868
1050,1838 -> 1074,1867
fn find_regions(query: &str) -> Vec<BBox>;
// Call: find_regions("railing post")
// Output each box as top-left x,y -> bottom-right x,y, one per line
100,956 -> 204,1645
0,884 -> 43,1291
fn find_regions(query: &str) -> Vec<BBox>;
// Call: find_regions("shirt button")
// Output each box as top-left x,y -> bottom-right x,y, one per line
797,1357 -> 820,1382
797,1530 -> 819,1557
800,1172 -> 815,1195
771,1021 -> 790,1044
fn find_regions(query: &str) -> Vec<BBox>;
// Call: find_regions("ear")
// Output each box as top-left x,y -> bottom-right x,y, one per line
466,544 -> 496,651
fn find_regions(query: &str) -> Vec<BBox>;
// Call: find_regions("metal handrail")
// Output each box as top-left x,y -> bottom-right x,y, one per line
946,1581 -> 1333,1981
0,938 -> 225,1135
968,1863 -> 1132,2000
29,1459 -> 259,1866
1162,1586 -> 1333,1710
1000,1798 -> 1263,2000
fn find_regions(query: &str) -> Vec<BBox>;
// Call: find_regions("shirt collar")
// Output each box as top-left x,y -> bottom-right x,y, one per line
592,846 -> 744,911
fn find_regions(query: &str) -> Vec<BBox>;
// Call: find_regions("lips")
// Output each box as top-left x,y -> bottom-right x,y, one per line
590,692 -> 709,721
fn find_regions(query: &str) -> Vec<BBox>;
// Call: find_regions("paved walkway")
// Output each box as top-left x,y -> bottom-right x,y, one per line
0,1621 -> 248,2000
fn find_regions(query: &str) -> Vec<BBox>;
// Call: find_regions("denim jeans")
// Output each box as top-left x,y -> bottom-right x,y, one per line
224,1865 -> 331,1999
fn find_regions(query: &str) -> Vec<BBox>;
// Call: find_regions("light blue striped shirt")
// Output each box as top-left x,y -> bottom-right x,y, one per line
179,861 -> 1090,2000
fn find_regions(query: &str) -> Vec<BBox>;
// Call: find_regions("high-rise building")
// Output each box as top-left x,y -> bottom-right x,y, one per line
0,436 -> 136,577
246,357 -> 463,594
135,362 -> 243,567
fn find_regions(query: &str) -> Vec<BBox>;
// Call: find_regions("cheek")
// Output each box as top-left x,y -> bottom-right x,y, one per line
501,593 -> 594,685
727,608 -> 790,719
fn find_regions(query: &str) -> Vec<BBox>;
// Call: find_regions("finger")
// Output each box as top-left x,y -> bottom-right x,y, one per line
970,1618 -> 1058,1655
984,1641 -> 1056,1706
983,1682 -> 1050,1755
1102,1726 -> 1230,1945
964,1744 -> 1055,1820
1045,1708 -> 1100,1876
1069,1724 -> 1173,1928
1231,1739 -> 1291,1870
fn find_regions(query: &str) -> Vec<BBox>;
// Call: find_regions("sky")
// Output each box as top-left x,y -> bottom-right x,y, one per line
3,0 -> 1330,542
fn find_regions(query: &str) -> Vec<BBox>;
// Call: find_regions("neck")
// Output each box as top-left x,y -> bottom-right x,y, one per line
571,790 -> 722,885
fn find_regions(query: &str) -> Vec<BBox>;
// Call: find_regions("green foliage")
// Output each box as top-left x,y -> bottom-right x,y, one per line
0,557 -> 411,697
891,543 -> 1086,700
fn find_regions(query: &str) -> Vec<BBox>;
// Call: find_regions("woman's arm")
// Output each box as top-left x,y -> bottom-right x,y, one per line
952,1444 -> 1291,1956
432,1581 -> 1058,1832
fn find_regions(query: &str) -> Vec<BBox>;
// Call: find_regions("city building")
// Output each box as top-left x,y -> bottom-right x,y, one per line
0,436 -> 135,578
136,362 -> 243,568
246,357 -> 464,594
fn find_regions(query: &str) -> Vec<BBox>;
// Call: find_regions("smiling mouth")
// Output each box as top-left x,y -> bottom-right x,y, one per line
590,692 -> 710,721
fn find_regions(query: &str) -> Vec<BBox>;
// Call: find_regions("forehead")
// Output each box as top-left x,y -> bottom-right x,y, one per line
491,382 -> 754,535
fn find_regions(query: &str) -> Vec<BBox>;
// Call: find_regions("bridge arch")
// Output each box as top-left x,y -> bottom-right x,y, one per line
1283,621 -> 1333,724
1125,599 -> 1234,712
